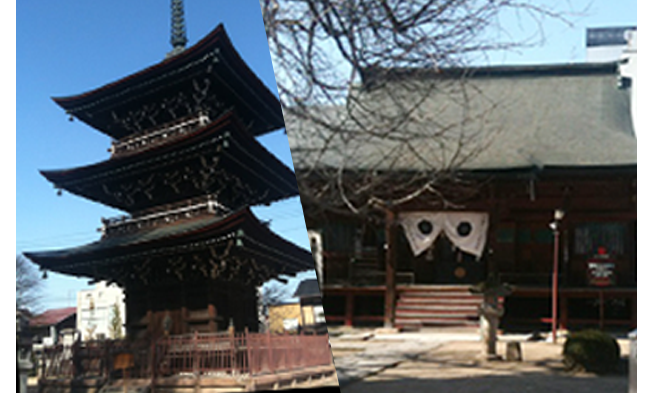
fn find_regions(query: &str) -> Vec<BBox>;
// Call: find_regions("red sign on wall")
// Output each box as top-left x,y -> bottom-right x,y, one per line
587,247 -> 616,287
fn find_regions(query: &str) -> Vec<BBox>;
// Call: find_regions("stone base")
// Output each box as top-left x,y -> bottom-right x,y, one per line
479,354 -> 503,362
374,328 -> 400,335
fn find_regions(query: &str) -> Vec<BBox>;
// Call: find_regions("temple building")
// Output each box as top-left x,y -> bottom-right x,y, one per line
288,62 -> 637,331
25,7 -> 315,340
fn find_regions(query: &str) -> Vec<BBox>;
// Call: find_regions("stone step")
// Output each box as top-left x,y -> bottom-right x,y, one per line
399,285 -> 471,294
394,317 -> 478,327
398,297 -> 482,305
395,286 -> 503,328
395,310 -> 478,319
399,290 -> 479,298
396,303 -> 479,314
398,295 -> 503,302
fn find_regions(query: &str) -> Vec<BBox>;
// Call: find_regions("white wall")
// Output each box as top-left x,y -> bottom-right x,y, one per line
76,282 -> 126,340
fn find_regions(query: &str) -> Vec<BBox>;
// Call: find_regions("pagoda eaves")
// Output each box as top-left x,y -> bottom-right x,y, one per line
40,112 -> 299,213
53,24 -> 284,139
24,208 -> 314,287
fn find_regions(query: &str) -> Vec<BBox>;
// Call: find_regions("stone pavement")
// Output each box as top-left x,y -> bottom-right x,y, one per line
330,328 -> 481,386
329,328 -> 631,393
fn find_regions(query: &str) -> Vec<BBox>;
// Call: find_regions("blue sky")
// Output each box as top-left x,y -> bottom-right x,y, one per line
14,0 -> 636,312
476,1 -> 636,65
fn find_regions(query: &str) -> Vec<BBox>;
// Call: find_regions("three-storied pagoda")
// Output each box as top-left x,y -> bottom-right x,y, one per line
25,4 -> 314,339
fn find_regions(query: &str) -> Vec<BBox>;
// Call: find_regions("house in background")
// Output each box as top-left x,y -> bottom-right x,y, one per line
267,279 -> 327,334
294,279 -> 326,333
16,309 -> 32,345
16,309 -> 34,393
268,302 -> 302,334
77,282 -> 126,341
16,309 -> 33,362
30,307 -> 77,348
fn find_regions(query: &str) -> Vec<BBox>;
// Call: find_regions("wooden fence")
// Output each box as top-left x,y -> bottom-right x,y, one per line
39,331 -> 333,381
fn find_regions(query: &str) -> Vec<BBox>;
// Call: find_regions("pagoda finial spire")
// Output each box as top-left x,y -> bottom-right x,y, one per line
167,0 -> 188,58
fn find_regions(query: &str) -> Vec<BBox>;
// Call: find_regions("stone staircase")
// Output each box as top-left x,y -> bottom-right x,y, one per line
395,286 -> 496,329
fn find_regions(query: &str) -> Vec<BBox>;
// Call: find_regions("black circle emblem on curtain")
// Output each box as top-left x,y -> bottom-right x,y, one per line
457,221 -> 473,237
418,220 -> 433,235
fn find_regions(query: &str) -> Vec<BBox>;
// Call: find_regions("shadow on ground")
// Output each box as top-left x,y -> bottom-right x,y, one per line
342,369 -> 628,393
340,352 -> 629,393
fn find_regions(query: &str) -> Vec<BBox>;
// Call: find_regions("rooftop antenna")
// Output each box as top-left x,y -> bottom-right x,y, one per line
166,0 -> 188,59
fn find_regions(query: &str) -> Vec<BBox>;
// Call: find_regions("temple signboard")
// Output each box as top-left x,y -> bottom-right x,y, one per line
587,248 -> 616,287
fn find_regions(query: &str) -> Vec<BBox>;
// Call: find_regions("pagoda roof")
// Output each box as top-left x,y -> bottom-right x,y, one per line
40,112 -> 300,213
52,24 -> 284,139
24,208 -> 314,285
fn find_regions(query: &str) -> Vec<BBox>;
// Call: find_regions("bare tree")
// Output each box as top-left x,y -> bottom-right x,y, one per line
16,255 -> 42,312
262,0 -> 580,214
260,282 -> 289,316
109,302 -> 124,340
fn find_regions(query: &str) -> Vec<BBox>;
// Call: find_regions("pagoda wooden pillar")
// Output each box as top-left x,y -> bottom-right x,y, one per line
384,209 -> 398,328
146,284 -> 154,338
207,279 -> 218,332
180,281 -> 188,334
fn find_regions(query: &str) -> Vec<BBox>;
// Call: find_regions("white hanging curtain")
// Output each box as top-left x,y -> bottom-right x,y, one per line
398,212 -> 489,259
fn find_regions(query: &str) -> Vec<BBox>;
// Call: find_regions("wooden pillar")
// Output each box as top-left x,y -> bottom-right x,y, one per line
123,286 -> 132,339
208,279 -> 218,332
146,283 -> 154,338
344,292 -> 355,327
488,184 -> 499,282
180,281 -> 188,334
599,290 -> 605,330
384,209 -> 398,328
631,294 -> 637,329
559,294 -> 569,330
245,284 -> 257,332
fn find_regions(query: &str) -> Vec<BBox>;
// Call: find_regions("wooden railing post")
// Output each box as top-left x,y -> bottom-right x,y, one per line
72,339 -> 80,378
193,331 -> 199,377
150,338 -> 156,387
104,341 -> 110,382
267,331 -> 274,374
230,329 -> 237,376
245,328 -> 253,377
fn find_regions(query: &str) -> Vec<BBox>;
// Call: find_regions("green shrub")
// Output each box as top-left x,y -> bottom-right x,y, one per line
563,330 -> 620,374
